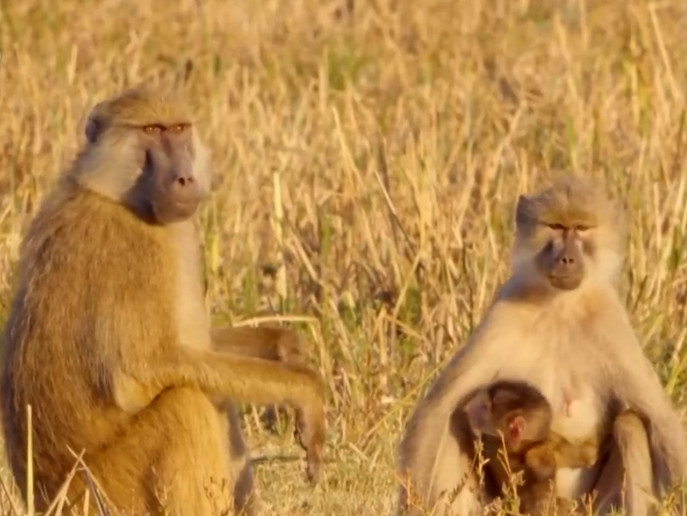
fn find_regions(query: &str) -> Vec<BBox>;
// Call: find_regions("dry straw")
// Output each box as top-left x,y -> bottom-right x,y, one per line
1,0 -> 687,514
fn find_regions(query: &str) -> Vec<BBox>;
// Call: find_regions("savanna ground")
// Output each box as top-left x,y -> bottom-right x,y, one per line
1,0 -> 687,514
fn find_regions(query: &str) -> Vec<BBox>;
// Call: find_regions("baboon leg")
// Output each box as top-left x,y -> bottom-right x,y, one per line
226,401 -> 257,516
593,411 -> 652,516
70,388 -> 234,516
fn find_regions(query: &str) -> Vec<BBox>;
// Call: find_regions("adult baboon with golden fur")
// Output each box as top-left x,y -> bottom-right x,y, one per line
1,86 -> 325,515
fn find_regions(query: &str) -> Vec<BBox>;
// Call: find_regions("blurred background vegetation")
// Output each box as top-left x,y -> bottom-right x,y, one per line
1,0 -> 687,514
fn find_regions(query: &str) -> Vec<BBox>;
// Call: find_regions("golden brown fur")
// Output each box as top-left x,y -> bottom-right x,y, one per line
396,175 -> 687,516
1,86 -> 325,515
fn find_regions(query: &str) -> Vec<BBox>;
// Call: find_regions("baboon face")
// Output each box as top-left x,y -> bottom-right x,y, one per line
81,87 -> 211,225
465,381 -> 552,452
532,223 -> 588,291
135,122 -> 203,224
512,176 -> 623,292
487,383 -> 552,450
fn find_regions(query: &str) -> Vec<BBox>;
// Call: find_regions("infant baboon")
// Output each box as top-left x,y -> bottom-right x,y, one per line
1,86 -> 325,516
465,381 -> 599,515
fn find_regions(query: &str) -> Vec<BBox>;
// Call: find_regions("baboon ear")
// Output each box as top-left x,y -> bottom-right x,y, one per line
85,116 -> 102,144
515,194 -> 531,222
515,194 -> 541,234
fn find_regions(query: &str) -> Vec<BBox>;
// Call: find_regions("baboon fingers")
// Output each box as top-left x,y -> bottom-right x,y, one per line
295,405 -> 326,483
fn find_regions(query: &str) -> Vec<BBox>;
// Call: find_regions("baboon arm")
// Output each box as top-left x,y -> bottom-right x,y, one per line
211,326 -> 304,364
618,373 -> 687,487
524,443 -> 556,479
114,344 -> 325,481
123,346 -> 322,413
399,318 -> 513,500
602,314 -> 687,486
551,437 -> 598,468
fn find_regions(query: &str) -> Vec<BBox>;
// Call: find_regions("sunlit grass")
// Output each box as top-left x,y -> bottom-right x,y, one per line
1,0 -> 687,514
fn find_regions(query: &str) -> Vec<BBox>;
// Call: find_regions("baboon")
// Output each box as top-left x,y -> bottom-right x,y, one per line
397,175 -> 686,516
464,380 -> 600,515
0,86 -> 326,516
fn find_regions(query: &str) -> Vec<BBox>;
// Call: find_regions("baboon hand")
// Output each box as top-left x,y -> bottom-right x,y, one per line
277,336 -> 307,366
294,402 -> 325,484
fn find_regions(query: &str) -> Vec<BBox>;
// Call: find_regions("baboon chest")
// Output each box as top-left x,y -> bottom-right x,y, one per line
171,223 -> 211,350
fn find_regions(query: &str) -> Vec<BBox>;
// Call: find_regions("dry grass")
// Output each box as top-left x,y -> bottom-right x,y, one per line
1,0 -> 687,514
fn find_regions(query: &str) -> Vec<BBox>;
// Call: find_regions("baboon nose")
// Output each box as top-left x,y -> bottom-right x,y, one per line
167,170 -> 201,209
559,255 -> 575,265
175,175 -> 195,187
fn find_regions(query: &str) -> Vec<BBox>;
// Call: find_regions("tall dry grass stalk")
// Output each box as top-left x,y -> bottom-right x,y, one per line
1,0 -> 687,514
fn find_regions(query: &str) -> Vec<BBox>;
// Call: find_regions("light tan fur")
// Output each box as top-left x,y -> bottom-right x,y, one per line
0,86 -> 325,516
396,175 -> 687,516
593,409 -> 654,516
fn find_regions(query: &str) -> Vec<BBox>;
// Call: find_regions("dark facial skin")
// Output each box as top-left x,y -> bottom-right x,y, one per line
85,116 -> 205,225
138,123 -> 203,224
535,224 -> 587,290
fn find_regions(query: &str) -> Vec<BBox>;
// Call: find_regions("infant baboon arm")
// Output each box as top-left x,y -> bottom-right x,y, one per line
549,433 -> 600,469
114,347 -> 325,482
211,326 -> 306,365
524,443 -> 557,480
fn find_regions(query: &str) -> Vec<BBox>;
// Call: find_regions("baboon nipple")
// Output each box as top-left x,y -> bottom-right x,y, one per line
563,392 -> 575,417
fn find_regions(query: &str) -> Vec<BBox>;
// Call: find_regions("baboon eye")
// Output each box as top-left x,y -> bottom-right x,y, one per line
546,223 -> 566,231
170,124 -> 187,133
575,225 -> 591,232
142,125 -> 161,135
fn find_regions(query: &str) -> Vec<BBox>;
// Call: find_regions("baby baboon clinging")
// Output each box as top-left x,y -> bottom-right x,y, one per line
0,86 -> 325,516
465,380 -> 600,515
397,175 -> 686,516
